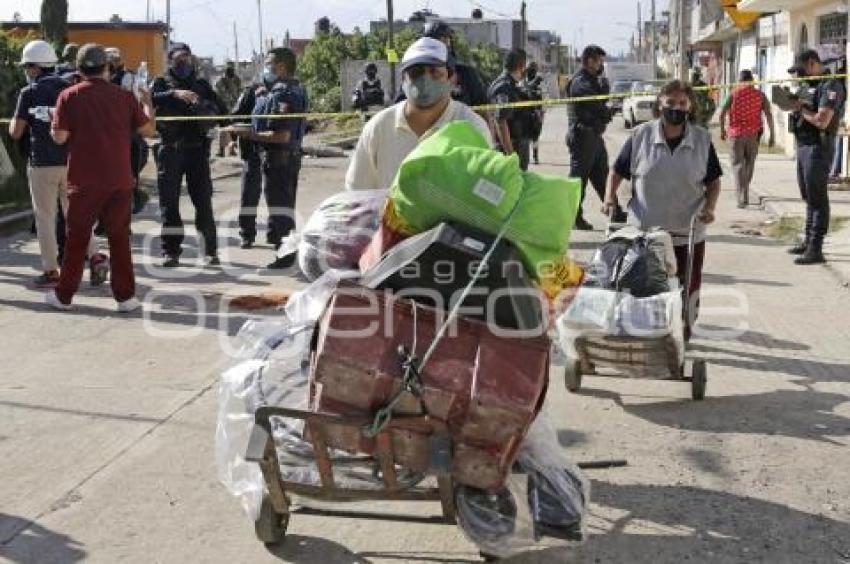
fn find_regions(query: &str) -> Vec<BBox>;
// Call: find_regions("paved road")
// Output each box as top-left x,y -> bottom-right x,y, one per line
1,109 -> 849,564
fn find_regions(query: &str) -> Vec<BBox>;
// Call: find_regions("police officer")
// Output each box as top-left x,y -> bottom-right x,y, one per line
352,62 -> 385,118
215,62 -> 242,157
57,43 -> 79,77
566,45 -> 624,229
786,49 -> 845,265
691,68 -> 716,128
489,48 -> 533,171
522,61 -> 544,164
151,42 -> 226,267
228,47 -> 307,269
231,81 -> 264,248
106,47 -> 149,214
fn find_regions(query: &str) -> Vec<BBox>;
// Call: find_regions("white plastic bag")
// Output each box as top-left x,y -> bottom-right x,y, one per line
454,414 -> 589,558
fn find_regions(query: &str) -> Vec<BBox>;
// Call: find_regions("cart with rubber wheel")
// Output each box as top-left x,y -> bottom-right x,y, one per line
564,209 -> 708,401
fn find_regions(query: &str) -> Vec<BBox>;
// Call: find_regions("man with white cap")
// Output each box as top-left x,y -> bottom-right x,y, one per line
345,37 -> 491,191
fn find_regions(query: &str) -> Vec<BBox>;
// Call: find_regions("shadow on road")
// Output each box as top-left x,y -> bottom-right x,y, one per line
265,534 -> 372,563
503,481 -> 850,563
0,514 -> 86,563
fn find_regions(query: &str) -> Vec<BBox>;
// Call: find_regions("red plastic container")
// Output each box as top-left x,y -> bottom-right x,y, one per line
311,285 -> 550,490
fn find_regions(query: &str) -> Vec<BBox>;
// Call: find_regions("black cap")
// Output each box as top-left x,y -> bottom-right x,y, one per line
77,43 -> 107,69
423,20 -> 454,40
168,42 -> 192,59
788,49 -> 821,74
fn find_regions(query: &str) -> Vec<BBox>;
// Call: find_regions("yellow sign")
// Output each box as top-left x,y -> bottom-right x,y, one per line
721,0 -> 761,30
386,49 -> 399,64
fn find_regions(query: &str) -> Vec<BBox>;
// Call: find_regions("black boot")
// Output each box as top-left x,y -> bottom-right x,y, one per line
794,242 -> 825,265
533,147 -> 540,165
787,241 -> 809,255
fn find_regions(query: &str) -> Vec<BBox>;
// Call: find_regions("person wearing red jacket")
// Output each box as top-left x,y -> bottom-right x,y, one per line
720,69 -> 776,208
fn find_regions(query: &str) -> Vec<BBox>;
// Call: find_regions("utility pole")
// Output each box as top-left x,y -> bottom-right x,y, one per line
233,21 -> 239,63
651,0 -> 658,79
520,1 -> 527,50
387,0 -> 396,101
146,0 -> 150,22
637,2 -> 643,63
679,0 -> 687,80
165,0 -> 171,71
257,0 -> 265,58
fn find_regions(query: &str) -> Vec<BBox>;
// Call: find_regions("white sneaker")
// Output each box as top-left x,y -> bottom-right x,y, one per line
44,291 -> 71,311
117,297 -> 142,313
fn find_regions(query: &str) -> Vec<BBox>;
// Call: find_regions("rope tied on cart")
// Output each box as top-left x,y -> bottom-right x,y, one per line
364,199 -> 524,437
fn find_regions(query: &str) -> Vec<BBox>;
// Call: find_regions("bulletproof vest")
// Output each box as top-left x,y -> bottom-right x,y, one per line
792,78 -> 842,143
234,85 -> 259,159
155,73 -> 218,143
361,77 -> 384,106
488,73 -> 531,140
253,79 -> 307,153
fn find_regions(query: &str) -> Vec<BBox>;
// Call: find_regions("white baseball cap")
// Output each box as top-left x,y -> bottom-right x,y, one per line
400,37 -> 448,72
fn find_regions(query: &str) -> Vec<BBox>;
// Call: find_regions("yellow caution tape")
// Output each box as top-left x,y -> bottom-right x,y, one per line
0,73 -> 845,125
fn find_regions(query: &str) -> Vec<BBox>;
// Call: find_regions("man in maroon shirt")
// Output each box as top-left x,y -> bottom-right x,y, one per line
46,43 -> 156,312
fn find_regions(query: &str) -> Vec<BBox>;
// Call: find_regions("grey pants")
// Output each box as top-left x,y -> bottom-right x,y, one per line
731,134 -> 760,205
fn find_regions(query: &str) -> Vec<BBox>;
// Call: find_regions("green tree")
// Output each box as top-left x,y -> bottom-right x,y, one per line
40,0 -> 68,48
0,30 -> 38,209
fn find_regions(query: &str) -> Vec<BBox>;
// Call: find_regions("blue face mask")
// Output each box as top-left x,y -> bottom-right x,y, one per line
263,67 -> 279,84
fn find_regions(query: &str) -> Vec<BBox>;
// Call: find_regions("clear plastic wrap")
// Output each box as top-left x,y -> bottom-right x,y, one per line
218,269 -> 405,520
454,414 -> 589,558
556,279 -> 685,367
284,190 -> 387,281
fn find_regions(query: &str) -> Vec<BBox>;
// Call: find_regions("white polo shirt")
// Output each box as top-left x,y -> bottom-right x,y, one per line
344,99 -> 492,191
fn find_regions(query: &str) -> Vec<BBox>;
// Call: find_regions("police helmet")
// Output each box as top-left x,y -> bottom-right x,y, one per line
423,20 -> 454,41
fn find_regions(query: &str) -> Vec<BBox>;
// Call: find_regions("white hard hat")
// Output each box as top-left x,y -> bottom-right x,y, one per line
21,40 -> 59,66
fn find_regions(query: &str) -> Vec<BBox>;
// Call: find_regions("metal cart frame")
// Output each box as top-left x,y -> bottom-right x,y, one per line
245,405 -> 459,545
564,211 -> 708,400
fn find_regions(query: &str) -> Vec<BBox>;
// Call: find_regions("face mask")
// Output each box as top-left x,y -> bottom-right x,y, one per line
527,69 -> 537,80
662,107 -> 688,126
263,67 -> 279,84
403,74 -> 451,108
366,71 -> 376,80
172,61 -> 194,80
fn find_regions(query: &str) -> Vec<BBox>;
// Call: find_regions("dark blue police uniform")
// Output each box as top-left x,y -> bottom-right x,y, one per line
488,71 -> 532,171
251,78 -> 307,246
151,70 -> 226,261
233,84 -> 264,245
792,76 -> 844,257
566,68 -> 623,224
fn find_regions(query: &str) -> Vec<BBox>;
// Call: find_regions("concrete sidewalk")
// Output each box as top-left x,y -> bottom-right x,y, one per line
726,150 -> 850,285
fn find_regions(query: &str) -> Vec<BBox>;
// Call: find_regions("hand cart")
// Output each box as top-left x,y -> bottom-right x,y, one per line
564,209 -> 708,400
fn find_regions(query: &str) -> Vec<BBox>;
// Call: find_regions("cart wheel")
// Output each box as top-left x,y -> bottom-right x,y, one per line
564,360 -> 582,393
255,495 -> 289,545
690,360 -> 707,401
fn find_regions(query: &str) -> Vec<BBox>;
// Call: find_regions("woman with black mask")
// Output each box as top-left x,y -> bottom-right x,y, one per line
602,80 -> 723,340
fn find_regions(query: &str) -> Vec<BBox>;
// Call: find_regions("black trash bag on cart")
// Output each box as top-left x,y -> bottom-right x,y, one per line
584,236 -> 668,298
454,415 -> 589,558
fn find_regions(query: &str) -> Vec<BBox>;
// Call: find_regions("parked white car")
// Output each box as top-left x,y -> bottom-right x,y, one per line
622,82 -> 660,129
